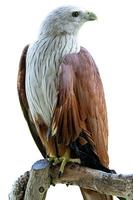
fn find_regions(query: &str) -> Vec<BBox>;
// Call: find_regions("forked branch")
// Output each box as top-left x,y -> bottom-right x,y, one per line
9,159 -> 133,200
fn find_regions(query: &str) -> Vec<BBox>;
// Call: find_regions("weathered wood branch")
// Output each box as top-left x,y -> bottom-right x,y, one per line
9,159 -> 133,200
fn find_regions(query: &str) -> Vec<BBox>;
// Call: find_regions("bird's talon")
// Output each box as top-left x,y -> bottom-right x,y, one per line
48,156 -> 60,166
52,158 -> 60,165
58,171 -> 63,178
69,158 -> 81,164
49,174 -> 55,186
48,159 -> 54,166
48,151 -> 81,176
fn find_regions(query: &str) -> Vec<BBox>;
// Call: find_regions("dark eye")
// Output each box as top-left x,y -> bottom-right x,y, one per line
72,11 -> 79,17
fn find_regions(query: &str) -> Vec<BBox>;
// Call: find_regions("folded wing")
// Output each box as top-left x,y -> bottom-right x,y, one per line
52,47 -> 109,167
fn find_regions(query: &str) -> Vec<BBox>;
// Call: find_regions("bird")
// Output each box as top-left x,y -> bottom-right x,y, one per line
17,5 -> 123,200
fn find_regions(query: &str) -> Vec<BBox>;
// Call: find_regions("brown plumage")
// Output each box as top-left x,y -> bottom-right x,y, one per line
17,46 -> 113,200
52,47 -> 109,166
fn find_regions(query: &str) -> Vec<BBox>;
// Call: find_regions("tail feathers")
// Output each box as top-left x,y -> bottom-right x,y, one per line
80,188 -> 113,200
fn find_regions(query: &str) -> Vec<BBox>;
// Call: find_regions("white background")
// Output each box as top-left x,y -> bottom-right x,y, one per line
0,0 -> 133,199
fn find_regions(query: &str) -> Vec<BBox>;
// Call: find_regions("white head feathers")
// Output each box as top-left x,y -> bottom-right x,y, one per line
39,5 -> 97,37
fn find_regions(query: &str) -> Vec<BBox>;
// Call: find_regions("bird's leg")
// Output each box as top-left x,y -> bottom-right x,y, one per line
58,148 -> 81,176
58,149 -> 70,176
48,149 -> 81,176
48,154 -> 59,165
59,157 -> 81,176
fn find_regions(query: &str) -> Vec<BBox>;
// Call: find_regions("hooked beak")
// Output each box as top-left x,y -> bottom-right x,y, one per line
85,11 -> 97,21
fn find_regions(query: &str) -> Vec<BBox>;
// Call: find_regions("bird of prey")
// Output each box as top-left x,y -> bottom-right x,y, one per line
17,5 -> 118,200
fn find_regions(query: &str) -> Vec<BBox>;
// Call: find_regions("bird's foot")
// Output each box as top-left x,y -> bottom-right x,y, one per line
50,149 -> 81,177
48,155 -> 59,165
58,157 -> 81,177
48,151 -> 81,177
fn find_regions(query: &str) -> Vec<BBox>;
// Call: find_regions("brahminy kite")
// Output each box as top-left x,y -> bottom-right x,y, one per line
17,5 -> 122,200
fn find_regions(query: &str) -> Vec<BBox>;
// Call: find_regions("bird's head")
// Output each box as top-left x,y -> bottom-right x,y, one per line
39,6 -> 97,37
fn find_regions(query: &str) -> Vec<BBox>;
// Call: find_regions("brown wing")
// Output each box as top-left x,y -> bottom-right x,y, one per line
17,45 -> 46,158
52,47 -> 109,167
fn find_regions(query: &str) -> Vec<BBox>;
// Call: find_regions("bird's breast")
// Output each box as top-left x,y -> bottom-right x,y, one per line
26,49 -> 59,127
26,34 -> 79,127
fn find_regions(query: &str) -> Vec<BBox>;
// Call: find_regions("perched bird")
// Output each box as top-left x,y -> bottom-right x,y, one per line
17,5 -> 122,200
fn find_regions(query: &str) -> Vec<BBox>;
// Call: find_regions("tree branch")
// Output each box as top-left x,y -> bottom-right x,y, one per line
9,159 -> 133,200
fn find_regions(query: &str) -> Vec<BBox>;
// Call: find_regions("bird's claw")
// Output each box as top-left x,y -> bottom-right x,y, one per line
48,156 -> 59,165
58,157 -> 81,177
48,152 -> 81,177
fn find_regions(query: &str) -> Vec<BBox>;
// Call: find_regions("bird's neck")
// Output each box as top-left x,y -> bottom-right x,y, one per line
38,34 -> 80,65
31,33 -> 80,83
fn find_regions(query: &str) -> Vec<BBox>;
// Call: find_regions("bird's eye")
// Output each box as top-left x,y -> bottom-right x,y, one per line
72,11 -> 79,17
